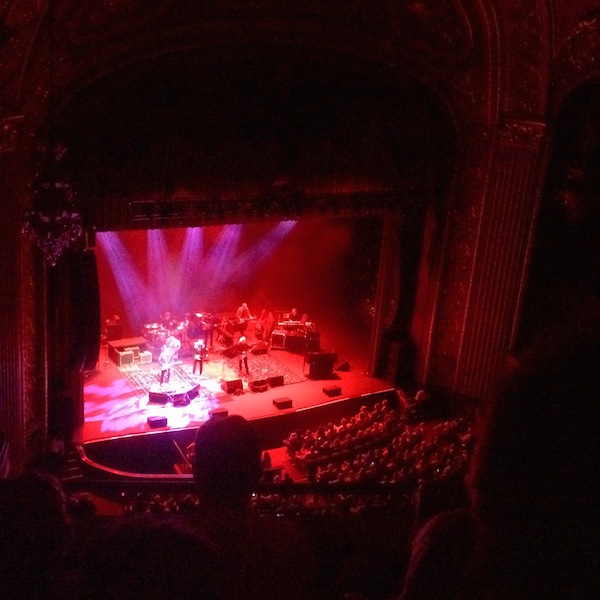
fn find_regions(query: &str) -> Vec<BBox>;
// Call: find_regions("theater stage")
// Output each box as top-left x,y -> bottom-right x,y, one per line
79,336 -> 397,476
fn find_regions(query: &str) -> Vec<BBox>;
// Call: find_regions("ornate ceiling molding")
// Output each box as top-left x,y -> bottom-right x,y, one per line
1,1 -> 486,118
498,118 -> 546,147
394,0 -> 475,62
0,115 -> 25,154
552,12 -> 600,113
499,0 -> 549,118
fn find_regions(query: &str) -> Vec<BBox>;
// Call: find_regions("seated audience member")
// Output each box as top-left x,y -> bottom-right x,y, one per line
461,315 -> 600,600
76,516 -> 221,600
398,312 -> 600,600
0,471 -> 73,599
188,415 -> 316,600
397,508 -> 478,600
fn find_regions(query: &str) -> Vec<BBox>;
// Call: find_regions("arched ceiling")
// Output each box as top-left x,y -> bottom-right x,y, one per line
52,44 -> 454,209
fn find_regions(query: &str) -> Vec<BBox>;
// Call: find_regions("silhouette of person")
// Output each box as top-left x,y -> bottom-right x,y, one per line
0,471 -> 73,599
188,415 -> 317,599
77,515 -> 221,600
398,309 -> 600,600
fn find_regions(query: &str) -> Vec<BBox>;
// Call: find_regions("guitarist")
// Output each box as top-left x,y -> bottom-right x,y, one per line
237,335 -> 251,375
158,335 -> 182,385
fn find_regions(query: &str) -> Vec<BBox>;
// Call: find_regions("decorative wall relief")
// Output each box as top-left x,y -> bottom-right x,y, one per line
553,13 -> 600,112
501,0 -> 548,116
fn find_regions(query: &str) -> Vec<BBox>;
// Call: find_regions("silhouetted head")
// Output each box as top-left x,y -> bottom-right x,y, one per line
193,415 -> 262,509
467,311 -> 600,519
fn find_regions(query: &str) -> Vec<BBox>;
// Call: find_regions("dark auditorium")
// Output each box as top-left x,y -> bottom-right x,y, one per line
1,3 -> 598,599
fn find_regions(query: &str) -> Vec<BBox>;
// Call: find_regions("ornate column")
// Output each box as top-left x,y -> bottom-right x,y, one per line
453,119 -> 548,399
0,116 -> 47,474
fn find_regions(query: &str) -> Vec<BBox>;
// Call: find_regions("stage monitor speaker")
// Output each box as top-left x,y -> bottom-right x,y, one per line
148,391 -> 169,405
267,375 -> 284,387
251,340 -> 269,355
335,360 -> 350,372
147,415 -> 168,428
273,397 -> 293,410
250,379 -> 269,393
221,379 -> 243,394
186,385 -> 200,401
210,407 -> 229,420
323,385 -> 342,397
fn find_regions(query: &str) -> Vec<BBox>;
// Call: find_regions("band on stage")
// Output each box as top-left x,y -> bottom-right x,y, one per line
140,303 -> 316,383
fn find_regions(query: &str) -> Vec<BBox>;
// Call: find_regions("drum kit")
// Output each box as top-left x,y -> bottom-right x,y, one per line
144,322 -> 169,347
144,312 -> 216,353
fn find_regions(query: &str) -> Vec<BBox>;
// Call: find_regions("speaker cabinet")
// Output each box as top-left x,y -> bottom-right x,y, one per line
270,330 -> 286,349
147,415 -> 168,428
221,379 -> 243,394
306,352 -> 337,379
114,349 -> 134,367
267,375 -> 284,387
108,336 -> 148,366
285,333 -> 306,352
273,397 -> 293,410
306,331 -> 321,352
140,350 -> 153,364
124,346 -> 140,360
209,407 -> 229,420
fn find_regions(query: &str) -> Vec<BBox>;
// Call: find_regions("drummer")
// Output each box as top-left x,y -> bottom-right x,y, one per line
160,310 -> 176,331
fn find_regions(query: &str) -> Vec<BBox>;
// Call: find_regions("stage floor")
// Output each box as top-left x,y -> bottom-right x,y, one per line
81,340 -> 395,447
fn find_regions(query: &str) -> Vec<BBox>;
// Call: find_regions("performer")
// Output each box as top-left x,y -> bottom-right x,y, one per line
237,335 -> 251,375
286,307 -> 300,321
236,302 -> 252,321
160,310 -> 175,331
202,312 -> 217,349
193,339 -> 206,375
186,313 -> 203,340
255,309 -> 267,340
158,335 -> 181,385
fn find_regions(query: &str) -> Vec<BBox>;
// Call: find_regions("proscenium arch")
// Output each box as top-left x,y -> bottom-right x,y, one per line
48,45 -> 456,218
0,0 -> 505,471
40,39 -> 457,394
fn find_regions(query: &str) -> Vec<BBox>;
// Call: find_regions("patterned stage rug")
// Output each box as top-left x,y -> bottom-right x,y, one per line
180,353 -> 306,388
119,352 -> 304,394
223,353 -> 305,387
119,363 -> 197,395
